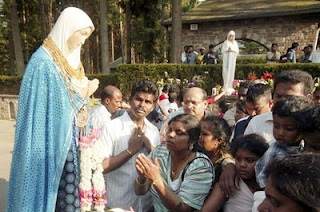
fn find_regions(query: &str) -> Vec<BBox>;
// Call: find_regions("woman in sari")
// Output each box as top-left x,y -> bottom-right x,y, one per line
7,7 -> 99,212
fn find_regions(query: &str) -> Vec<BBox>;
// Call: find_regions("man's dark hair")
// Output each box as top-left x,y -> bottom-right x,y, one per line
168,92 -> 178,103
272,96 -> 314,129
231,134 -> 269,158
162,84 -> 170,93
292,42 -> 299,48
265,154 -> 320,210
209,44 -> 214,49
274,70 -> 314,95
100,85 -> 120,102
130,80 -> 159,101
271,43 -> 278,48
246,83 -> 272,103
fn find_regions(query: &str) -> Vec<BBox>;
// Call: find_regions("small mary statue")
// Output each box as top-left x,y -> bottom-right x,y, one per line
222,30 -> 239,95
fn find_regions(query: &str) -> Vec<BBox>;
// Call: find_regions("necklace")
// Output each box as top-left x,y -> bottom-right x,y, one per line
43,36 -> 85,80
170,152 -> 195,180
42,36 -> 89,128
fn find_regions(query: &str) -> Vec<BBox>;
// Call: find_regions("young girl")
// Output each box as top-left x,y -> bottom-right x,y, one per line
202,134 -> 269,212
199,116 -> 232,184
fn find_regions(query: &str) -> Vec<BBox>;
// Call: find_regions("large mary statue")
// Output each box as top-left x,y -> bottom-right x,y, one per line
7,7 -> 100,211
222,30 -> 239,95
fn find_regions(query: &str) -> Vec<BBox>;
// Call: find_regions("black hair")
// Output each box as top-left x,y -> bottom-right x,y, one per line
271,43 -> 278,48
100,85 -> 120,102
236,99 -> 247,114
168,114 -> 200,145
201,115 -> 231,157
274,70 -> 314,95
168,92 -> 178,103
209,44 -> 214,49
130,80 -> 159,101
202,116 -> 231,143
162,84 -> 170,93
291,42 -> 299,48
246,83 -> 272,103
231,134 -> 269,158
272,96 -> 314,130
291,106 -> 320,152
265,154 -> 320,210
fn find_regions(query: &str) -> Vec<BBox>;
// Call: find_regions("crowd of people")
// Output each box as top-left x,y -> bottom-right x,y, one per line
6,6 -> 320,212
183,29 -> 320,65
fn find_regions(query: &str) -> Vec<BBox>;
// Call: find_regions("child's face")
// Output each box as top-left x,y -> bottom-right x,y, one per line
273,115 -> 299,145
258,177 -> 309,212
199,121 -> 220,153
235,149 -> 258,180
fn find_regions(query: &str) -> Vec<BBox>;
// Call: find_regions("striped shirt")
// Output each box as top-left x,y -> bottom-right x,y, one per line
149,144 -> 214,211
102,111 -> 160,211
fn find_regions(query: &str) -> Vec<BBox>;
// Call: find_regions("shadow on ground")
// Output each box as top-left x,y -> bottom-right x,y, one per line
0,178 -> 8,211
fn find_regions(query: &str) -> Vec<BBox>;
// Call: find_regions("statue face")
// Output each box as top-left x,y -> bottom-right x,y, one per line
228,34 -> 235,41
67,27 -> 92,51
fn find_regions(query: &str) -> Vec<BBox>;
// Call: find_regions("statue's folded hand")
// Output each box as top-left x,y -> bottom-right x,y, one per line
87,78 -> 99,97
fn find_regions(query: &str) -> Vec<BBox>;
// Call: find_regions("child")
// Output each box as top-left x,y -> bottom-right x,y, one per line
255,96 -> 314,187
258,154 -> 320,212
202,134 -> 269,212
199,116 -> 233,184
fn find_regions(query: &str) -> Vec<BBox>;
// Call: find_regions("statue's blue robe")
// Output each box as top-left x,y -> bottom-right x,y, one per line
7,47 -> 83,212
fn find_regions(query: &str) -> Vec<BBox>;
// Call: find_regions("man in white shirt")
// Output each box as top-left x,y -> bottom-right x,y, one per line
244,70 -> 314,144
102,80 -> 160,211
90,85 -> 123,127
231,83 -> 273,142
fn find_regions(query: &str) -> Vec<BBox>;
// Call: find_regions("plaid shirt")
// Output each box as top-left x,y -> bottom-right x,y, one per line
255,141 -> 300,188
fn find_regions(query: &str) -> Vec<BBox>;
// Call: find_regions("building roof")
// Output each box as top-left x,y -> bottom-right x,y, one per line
164,0 -> 320,25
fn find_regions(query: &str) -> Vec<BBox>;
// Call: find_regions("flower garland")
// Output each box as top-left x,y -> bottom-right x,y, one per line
79,125 -> 107,212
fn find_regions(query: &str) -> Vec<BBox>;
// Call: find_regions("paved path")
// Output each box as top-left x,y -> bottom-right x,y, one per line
0,120 -> 15,212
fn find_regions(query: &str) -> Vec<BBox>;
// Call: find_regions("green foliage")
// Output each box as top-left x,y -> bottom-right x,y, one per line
2,63 -> 320,95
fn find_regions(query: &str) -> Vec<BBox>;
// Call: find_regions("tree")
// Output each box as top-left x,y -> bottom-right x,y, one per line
9,0 -> 25,74
100,0 -> 110,73
170,0 -> 181,63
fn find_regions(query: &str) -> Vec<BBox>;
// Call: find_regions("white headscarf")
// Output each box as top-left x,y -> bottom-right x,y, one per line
49,7 -> 94,69
223,30 -> 239,54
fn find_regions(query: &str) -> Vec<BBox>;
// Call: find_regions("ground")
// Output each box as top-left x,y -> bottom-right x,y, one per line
0,120 -> 15,212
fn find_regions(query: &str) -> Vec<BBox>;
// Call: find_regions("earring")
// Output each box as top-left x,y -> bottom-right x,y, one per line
189,144 -> 193,151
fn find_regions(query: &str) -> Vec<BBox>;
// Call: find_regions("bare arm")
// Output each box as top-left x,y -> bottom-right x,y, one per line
103,150 -> 132,173
103,127 -> 144,173
136,154 -> 194,212
219,163 -> 240,196
202,183 -> 227,212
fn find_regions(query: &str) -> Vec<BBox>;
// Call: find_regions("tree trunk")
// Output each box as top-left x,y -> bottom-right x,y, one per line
119,7 -> 126,64
100,0 -> 110,73
40,0 -> 53,39
111,26 -> 114,62
124,6 -> 132,64
9,0 -> 25,75
170,0 -> 182,63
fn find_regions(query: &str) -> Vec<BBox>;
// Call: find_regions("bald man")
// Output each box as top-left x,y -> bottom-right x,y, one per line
90,85 -> 123,127
160,87 -> 210,142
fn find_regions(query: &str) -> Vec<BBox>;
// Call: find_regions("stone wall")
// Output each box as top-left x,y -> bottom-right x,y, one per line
0,95 -> 18,120
181,14 -> 319,55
